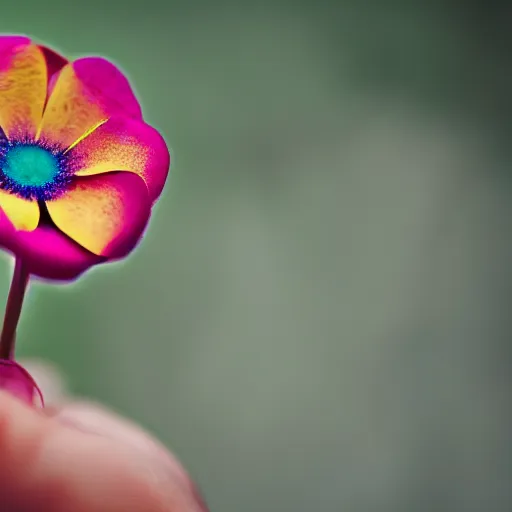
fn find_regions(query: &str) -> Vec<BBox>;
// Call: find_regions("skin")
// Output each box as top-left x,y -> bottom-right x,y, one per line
0,391 -> 207,511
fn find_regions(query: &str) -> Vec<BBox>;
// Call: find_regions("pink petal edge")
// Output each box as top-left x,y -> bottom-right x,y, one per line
39,44 -> 68,81
0,208 -> 102,281
73,56 -> 143,120
0,36 -> 31,67
46,172 -> 152,259
71,116 -> 170,202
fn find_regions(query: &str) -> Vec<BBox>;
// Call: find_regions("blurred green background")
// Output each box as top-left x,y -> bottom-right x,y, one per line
2,1 -> 512,510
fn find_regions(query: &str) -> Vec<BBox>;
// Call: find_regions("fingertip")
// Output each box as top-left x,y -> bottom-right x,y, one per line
55,401 -> 208,510
0,391 -> 171,511
0,390 -> 49,506
55,401 -> 188,476
0,388 -> 47,451
0,391 -> 207,511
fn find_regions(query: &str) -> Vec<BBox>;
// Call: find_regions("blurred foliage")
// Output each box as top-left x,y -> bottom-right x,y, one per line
1,1 -> 512,511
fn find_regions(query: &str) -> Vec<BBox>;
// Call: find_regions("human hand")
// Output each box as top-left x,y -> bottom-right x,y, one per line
0,381 -> 207,511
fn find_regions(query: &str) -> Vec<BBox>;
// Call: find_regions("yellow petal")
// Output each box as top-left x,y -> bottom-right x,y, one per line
0,190 -> 39,231
0,43 -> 47,139
46,172 -> 150,257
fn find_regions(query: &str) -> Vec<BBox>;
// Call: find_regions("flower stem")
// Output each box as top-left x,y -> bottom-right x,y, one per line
0,257 -> 29,359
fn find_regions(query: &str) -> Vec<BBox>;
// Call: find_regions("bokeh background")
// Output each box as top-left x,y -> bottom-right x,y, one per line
2,1 -> 512,510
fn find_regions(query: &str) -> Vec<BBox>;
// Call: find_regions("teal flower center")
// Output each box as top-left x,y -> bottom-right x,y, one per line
0,138 -> 74,201
2,145 -> 59,188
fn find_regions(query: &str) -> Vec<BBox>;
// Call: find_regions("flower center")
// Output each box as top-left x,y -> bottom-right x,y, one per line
2,145 -> 59,188
0,140 -> 74,201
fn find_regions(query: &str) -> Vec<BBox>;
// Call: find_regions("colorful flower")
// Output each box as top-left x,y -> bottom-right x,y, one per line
0,35 -> 170,280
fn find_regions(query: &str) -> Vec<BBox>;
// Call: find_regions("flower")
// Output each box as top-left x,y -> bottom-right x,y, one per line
0,35 -> 170,280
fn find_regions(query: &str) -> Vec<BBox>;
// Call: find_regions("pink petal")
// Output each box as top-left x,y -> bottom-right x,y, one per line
38,44 -> 68,80
38,57 -> 142,149
70,116 -> 170,202
73,57 -> 142,120
0,35 -> 31,55
0,36 -> 67,79
0,208 -> 102,281
46,172 -> 151,258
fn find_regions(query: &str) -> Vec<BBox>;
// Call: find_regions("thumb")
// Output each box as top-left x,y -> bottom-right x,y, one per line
54,400 -> 208,511
0,390 -> 207,511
